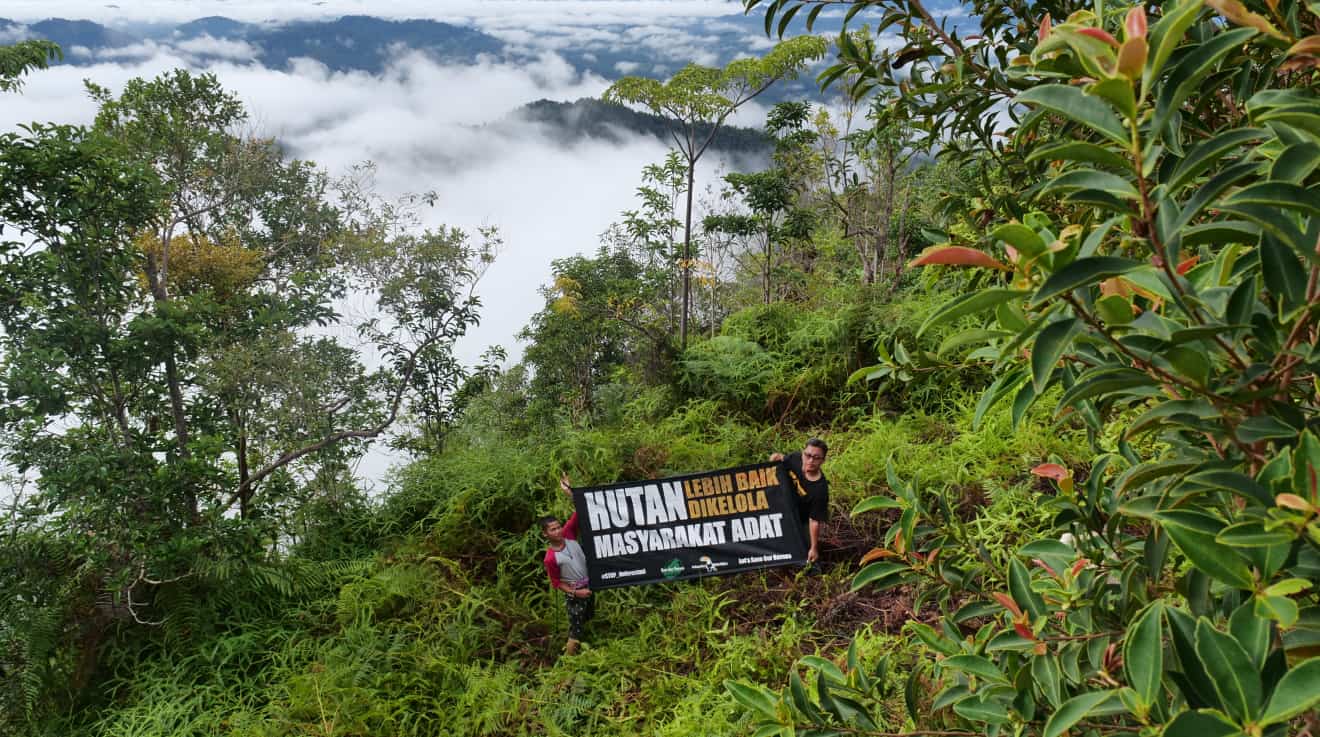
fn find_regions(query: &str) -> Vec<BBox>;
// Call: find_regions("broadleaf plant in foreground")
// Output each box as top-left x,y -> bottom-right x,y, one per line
736,0 -> 1320,734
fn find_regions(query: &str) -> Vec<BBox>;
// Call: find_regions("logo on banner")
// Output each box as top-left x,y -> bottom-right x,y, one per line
661,559 -> 683,579
696,555 -> 727,573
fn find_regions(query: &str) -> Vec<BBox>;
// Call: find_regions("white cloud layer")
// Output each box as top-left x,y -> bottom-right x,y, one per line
0,23 -> 31,43
0,44 -> 754,486
2,0 -> 743,25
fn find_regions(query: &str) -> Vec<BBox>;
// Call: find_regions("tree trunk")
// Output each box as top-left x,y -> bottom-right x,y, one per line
236,423 -> 250,519
681,161 -> 695,349
145,232 -> 195,519
879,152 -> 898,293
888,182 -> 913,297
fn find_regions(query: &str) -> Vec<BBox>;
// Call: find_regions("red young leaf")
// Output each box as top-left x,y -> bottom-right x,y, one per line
993,591 -> 1024,617
1034,558 -> 1059,578
1078,27 -> 1120,48
908,245 -> 1010,271
1125,6 -> 1147,40
1014,622 -> 1037,641
1176,255 -> 1199,275
1039,13 -> 1053,42
1031,463 -> 1072,481
859,547 -> 895,565
1277,493 -> 1315,511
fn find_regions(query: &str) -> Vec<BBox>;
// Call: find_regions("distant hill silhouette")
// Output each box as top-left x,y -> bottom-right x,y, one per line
1,13 -> 836,102
509,98 -> 771,159
3,15 -> 505,72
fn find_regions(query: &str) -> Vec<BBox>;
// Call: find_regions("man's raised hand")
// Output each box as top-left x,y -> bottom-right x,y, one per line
560,473 -> 573,498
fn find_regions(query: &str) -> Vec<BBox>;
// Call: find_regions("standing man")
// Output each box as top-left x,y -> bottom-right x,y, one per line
540,473 -> 593,655
770,437 -> 830,565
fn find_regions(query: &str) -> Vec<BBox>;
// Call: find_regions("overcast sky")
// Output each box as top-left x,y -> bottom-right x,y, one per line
2,0 -> 746,25
1,1 -> 793,491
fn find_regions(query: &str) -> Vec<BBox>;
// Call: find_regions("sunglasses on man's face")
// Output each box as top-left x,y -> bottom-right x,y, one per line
803,452 -> 825,461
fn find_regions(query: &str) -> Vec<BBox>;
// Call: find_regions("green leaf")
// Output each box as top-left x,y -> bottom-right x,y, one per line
1124,602 -> 1165,707
1143,0 -> 1207,98
1260,233 -> 1308,308
953,694 -> 1011,724
1040,169 -> 1139,199
1016,85 -> 1129,146
852,495 -> 903,515
1031,318 -> 1080,394
918,289 -> 1031,337
973,368 -> 1028,431
1236,414 -> 1299,444
725,679 -> 779,719
1033,256 -> 1143,305
851,562 -> 909,592
1229,601 -> 1270,670
1256,107 -> 1320,138
1171,160 -> 1263,234
1168,128 -> 1267,192
1255,595 -> 1300,627
829,692 -> 878,730
1057,366 -> 1157,408
1265,578 -> 1313,597
1096,294 -> 1136,325
800,654 -> 846,683
987,631 -> 1038,652
1216,521 -> 1293,546
789,670 -> 825,722
1087,77 -> 1137,121
1270,142 -> 1320,183
1183,220 -> 1260,249
989,222 -> 1048,257
1154,28 -> 1259,134
1117,456 -> 1202,492
1032,653 -> 1064,708
1026,141 -> 1131,171
1223,182 -> 1320,218
1161,709 -> 1244,737
1158,511 -> 1255,589
1219,203 -> 1309,256
1010,557 -> 1047,619
1195,619 -> 1264,723
1291,430 -> 1320,500
942,654 -> 1010,685
1043,690 -> 1115,737
939,328 -> 1010,356
904,669 -> 921,723
932,684 -> 973,711
1011,380 -> 1038,430
1259,656 -> 1320,726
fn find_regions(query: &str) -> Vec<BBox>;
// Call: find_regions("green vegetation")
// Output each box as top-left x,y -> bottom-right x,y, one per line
4,0 -> 1320,734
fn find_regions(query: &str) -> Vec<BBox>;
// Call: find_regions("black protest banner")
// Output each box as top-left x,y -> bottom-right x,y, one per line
571,462 -> 806,589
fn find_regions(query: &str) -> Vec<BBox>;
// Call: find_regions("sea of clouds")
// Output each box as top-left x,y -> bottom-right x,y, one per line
1,1 -> 784,490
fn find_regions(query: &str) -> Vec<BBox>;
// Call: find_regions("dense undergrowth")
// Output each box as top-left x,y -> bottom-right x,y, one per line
25,283 -> 1091,737
12,0 -> 1319,729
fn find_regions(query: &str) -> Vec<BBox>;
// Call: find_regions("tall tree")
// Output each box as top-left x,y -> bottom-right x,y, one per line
0,69 -> 493,716
603,36 -> 826,348
0,39 -> 59,92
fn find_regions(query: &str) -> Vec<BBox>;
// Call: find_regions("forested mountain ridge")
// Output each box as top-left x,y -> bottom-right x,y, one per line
0,15 -> 504,71
509,98 -> 771,157
0,12 -> 831,88
5,0 -> 1320,734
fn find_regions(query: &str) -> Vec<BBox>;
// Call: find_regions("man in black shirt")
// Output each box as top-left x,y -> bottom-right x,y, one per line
770,437 -> 830,564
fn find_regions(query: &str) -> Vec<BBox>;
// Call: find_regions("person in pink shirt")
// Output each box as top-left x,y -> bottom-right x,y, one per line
541,473 -> 593,655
